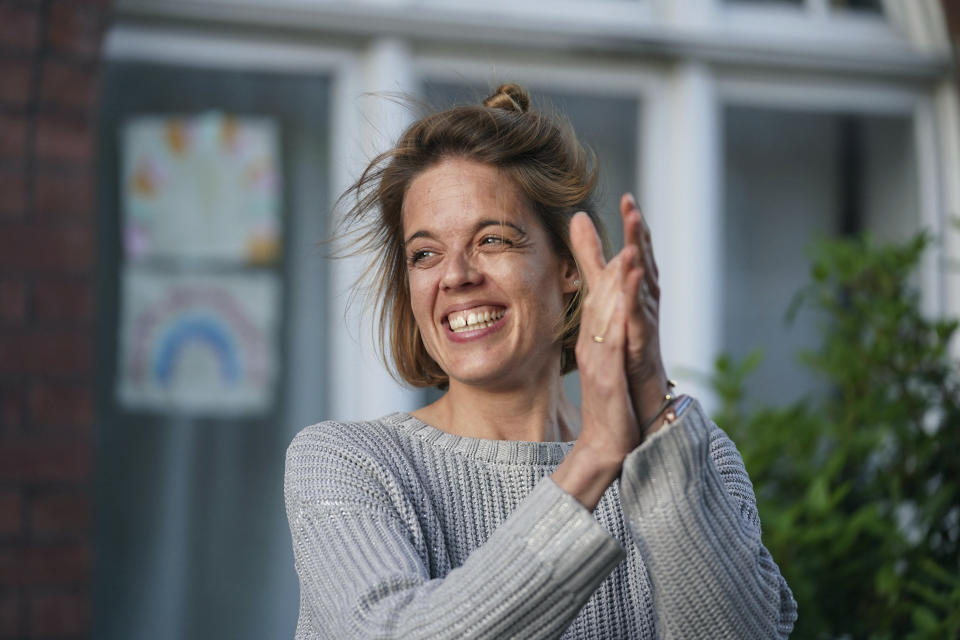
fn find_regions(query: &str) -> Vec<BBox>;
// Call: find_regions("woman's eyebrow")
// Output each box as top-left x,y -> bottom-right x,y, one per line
404,220 -> 526,246
404,229 -> 434,245
475,220 -> 525,235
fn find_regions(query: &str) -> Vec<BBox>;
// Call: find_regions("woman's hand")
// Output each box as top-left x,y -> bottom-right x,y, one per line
618,193 -> 671,435
551,212 -> 644,510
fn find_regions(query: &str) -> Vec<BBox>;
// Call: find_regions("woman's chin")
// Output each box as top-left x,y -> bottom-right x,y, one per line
444,362 -> 520,392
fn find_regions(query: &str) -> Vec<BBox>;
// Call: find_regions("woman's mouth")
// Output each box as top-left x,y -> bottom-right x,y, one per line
445,306 -> 506,333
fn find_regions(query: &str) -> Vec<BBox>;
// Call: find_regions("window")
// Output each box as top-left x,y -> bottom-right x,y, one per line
96,62 -> 329,640
722,105 -> 917,407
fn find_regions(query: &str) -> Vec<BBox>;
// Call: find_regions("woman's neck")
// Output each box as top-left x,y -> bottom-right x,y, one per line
412,375 -> 581,443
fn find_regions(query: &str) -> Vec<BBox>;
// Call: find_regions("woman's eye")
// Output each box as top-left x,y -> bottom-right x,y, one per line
481,235 -> 512,247
409,249 -> 435,265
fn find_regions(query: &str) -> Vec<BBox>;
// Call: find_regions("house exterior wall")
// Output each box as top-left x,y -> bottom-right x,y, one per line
0,2 -> 112,637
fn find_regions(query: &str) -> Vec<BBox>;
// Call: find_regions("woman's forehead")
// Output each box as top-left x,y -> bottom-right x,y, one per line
402,158 -> 531,236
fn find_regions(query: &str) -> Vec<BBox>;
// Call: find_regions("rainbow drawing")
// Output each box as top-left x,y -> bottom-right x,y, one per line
117,270 -> 278,414
152,316 -> 241,386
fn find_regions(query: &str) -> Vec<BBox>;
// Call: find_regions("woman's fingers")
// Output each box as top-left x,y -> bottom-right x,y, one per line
569,212 -> 606,288
620,193 -> 642,254
578,248 -> 635,346
618,194 -> 660,300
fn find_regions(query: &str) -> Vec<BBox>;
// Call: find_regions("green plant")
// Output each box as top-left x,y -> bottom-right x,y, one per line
713,232 -> 960,639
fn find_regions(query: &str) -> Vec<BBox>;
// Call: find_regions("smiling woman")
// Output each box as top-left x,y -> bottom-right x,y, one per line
283,84 -> 798,639
403,159 -> 578,403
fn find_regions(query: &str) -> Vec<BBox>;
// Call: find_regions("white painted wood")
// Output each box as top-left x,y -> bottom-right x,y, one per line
882,0 -> 951,52
328,38 -> 422,421
718,71 -> 922,115
914,95 -> 945,319
808,0 -> 829,19
114,0 -> 948,79
414,0 -> 654,24
661,0 -> 716,27
414,52 -> 664,100
934,80 -> 960,357
656,62 -> 721,409
104,23 -> 356,70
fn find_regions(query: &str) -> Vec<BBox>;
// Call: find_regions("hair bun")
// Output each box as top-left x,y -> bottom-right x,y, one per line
483,83 -> 530,113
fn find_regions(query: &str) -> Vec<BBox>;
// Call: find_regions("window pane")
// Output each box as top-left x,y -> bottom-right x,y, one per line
96,62 -> 330,640
722,106 -> 916,408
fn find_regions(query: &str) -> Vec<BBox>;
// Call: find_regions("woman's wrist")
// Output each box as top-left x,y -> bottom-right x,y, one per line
633,376 -> 672,427
552,444 -> 623,511
641,399 -> 677,438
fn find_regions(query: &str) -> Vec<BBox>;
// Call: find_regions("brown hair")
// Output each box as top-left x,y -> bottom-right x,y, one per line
341,83 -> 608,388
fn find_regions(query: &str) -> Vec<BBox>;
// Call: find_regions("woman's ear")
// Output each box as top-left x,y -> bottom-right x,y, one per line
561,260 -> 581,294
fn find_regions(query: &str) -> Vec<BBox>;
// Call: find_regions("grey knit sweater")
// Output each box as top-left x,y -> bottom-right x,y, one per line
284,399 -> 797,639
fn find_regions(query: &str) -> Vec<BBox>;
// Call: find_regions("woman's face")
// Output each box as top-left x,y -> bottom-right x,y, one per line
402,157 -> 579,392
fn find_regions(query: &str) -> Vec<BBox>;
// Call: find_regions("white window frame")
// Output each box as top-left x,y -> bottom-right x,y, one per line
718,69 -> 946,317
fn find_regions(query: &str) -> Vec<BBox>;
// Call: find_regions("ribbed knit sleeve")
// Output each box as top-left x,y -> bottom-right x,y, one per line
284,423 -> 625,639
620,401 -> 798,639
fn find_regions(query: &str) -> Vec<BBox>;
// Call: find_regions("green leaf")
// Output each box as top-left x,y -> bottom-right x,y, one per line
710,229 -> 960,639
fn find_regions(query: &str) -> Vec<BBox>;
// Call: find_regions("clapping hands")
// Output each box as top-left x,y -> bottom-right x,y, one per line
569,194 -> 671,459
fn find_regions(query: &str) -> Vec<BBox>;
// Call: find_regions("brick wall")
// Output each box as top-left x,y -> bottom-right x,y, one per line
0,1 -> 111,637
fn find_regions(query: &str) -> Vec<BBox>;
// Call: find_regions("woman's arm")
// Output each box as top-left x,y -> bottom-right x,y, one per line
554,213 -> 645,510
566,199 -> 796,637
619,402 -> 797,639
284,425 -> 624,639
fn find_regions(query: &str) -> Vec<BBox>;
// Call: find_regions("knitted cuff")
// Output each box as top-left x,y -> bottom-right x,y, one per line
500,477 -> 625,598
621,400 -> 729,518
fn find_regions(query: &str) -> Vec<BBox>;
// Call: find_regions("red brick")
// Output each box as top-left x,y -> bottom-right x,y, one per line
29,592 -> 88,635
0,490 -> 22,535
46,2 -> 106,58
0,4 -> 39,52
0,592 -> 20,637
34,169 -> 93,219
0,168 -> 27,218
0,387 -> 24,429
40,60 -> 98,111
34,114 -> 93,163
27,382 -> 92,428
0,438 -> 90,482
0,279 -> 27,324
33,279 -> 92,323
0,58 -> 33,108
29,490 -> 88,535
0,543 -> 90,585
0,113 -> 29,160
0,331 -> 93,376
0,223 -> 94,271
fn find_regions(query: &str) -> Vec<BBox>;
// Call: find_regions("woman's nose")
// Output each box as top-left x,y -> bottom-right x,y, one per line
440,251 -> 483,290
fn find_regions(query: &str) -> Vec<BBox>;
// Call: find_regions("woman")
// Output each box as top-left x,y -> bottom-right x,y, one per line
285,84 -> 797,638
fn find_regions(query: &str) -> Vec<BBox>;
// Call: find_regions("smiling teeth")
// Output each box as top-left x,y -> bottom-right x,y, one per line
448,309 -> 505,332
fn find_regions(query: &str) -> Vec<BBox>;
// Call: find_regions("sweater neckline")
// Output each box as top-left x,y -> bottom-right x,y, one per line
386,412 -> 575,466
